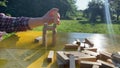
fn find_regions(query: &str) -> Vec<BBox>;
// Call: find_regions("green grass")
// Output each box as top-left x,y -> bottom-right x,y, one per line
2,20 -> 120,39
32,20 -> 120,34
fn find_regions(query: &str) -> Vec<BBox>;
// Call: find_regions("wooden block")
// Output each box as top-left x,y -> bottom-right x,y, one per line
79,56 -> 97,62
97,60 -> 118,68
65,44 -> 78,49
46,26 -> 54,30
107,59 -> 113,64
42,22 -> 57,46
76,39 -> 81,45
84,38 -> 94,47
69,55 -> 75,68
80,61 -> 101,68
34,36 -> 42,43
47,51 -> 54,62
84,48 -> 97,52
92,65 -> 100,68
57,58 -> 65,68
111,52 -> 120,64
99,51 -> 112,61
82,50 -> 100,59
57,51 -> 69,64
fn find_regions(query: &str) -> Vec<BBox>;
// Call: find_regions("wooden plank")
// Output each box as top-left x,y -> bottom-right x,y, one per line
111,52 -> 120,64
47,51 -> 54,62
82,50 -> 100,58
84,38 -> 94,47
107,59 -> 113,64
80,61 -> 101,68
46,26 -> 54,30
92,65 -> 100,68
64,44 -> 78,49
79,56 -> 97,62
57,51 -> 69,64
99,51 -> 112,61
64,51 -> 96,62
84,48 -> 97,52
97,60 -> 118,68
57,58 -> 65,68
69,55 -> 75,68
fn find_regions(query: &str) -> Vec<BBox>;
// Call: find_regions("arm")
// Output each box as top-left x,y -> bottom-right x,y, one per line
0,8 -> 60,33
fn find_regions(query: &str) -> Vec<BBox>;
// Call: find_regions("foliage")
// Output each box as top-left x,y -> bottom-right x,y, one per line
1,0 -> 77,19
0,0 -> 7,7
110,0 -> 120,21
0,0 -> 7,13
86,0 -> 104,22
33,20 -> 120,34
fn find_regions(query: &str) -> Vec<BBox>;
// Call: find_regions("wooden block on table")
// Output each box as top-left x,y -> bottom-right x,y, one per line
75,39 -> 81,45
80,61 -> 101,68
84,38 -> 94,47
34,36 -> 42,43
65,44 -> 78,49
107,59 -> 113,64
69,55 -> 75,68
92,65 -> 100,68
57,58 -> 65,68
47,50 -> 54,62
84,48 -> 97,52
57,51 -> 69,64
97,60 -> 118,68
111,52 -> 120,64
82,50 -> 100,59
47,26 -> 54,30
99,51 -> 112,61
79,56 -> 97,62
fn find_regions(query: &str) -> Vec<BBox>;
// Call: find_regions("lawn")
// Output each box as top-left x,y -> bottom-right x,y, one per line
33,20 -> 120,34
3,19 -> 120,40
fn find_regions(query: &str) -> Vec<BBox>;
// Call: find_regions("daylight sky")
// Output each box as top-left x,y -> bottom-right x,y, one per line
75,0 -> 91,10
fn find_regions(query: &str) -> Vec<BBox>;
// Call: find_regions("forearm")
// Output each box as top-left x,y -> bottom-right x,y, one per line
28,17 -> 45,29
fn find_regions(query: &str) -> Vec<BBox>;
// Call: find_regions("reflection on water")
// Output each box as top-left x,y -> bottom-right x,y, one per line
0,31 -> 120,68
90,34 -> 107,51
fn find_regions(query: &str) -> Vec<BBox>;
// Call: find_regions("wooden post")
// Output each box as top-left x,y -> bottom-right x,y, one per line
42,11 -> 57,46
69,55 -> 76,68
42,23 -> 47,46
52,24 -> 57,45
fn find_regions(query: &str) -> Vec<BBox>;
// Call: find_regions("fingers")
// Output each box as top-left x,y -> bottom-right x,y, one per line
56,18 -> 60,25
49,8 -> 59,16
56,12 -> 60,25
43,8 -> 60,25
49,8 -> 60,25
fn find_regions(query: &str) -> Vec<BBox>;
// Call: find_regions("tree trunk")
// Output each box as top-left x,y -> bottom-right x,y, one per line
117,14 -> 119,21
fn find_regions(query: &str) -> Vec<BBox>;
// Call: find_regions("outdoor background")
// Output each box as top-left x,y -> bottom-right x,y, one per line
0,0 -> 120,34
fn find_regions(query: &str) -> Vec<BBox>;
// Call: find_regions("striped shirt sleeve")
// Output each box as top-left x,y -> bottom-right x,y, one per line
0,13 -> 31,33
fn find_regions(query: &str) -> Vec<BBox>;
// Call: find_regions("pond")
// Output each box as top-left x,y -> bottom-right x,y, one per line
0,31 -> 120,68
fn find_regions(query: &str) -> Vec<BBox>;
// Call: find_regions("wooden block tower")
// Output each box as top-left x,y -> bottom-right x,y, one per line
42,12 -> 57,46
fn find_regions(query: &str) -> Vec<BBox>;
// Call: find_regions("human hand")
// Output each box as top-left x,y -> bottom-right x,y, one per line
42,8 -> 60,25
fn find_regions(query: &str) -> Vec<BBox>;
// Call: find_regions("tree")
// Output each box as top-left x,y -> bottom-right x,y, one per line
110,0 -> 120,21
86,0 -> 104,22
4,0 -> 77,19
0,0 -> 7,13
